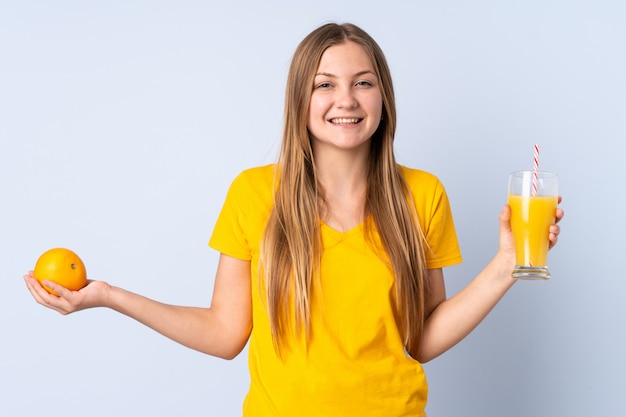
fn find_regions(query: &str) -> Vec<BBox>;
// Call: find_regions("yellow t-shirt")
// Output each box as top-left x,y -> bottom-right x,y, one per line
209,164 -> 462,417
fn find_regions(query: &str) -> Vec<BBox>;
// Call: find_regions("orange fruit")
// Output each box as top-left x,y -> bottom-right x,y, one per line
33,248 -> 87,295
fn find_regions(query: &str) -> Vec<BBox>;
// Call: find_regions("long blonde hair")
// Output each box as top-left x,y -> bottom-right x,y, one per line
260,23 -> 429,356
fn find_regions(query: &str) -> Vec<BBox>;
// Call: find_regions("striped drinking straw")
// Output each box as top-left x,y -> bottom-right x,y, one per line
532,144 -> 539,197
530,144 -> 540,267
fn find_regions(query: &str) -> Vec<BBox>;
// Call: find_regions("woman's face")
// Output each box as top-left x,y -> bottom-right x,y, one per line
307,41 -> 383,156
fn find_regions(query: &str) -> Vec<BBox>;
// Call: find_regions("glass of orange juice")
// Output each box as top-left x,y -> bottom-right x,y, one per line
508,170 -> 558,279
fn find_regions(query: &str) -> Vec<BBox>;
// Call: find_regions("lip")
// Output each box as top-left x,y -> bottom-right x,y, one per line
328,117 -> 363,125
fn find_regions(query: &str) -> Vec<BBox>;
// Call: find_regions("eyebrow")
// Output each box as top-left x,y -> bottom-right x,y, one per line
314,70 -> 377,78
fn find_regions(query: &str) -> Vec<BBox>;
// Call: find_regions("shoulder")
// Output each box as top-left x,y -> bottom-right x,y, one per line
229,164 -> 277,191
235,164 -> 276,182
224,164 -> 277,213
397,165 -> 444,193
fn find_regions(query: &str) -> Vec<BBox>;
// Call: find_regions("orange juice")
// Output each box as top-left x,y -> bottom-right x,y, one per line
508,194 -> 557,267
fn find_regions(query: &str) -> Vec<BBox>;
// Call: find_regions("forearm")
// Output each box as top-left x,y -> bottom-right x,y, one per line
105,286 -> 249,359
417,253 -> 516,362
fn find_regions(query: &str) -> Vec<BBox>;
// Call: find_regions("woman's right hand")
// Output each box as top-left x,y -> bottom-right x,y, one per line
24,271 -> 111,315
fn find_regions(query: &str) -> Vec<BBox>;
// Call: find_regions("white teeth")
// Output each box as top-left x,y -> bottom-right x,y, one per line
331,118 -> 360,125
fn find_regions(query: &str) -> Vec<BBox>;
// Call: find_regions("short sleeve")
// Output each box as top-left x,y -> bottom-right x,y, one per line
209,172 -> 254,261
422,179 -> 463,269
400,166 -> 462,269
208,165 -> 275,261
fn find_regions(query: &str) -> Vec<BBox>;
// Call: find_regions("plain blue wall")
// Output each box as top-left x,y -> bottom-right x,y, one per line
2,1 -> 625,416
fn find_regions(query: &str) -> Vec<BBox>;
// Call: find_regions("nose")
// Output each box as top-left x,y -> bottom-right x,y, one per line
336,85 -> 358,109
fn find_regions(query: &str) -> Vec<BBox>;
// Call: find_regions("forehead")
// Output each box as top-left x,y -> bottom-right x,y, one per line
316,41 -> 375,74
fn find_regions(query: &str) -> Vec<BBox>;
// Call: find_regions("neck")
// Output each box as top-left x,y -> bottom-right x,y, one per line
315,149 -> 368,196
314,148 -> 369,232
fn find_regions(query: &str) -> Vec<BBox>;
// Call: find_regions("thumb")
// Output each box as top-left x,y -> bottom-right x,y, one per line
499,204 -> 511,232
499,204 -> 515,254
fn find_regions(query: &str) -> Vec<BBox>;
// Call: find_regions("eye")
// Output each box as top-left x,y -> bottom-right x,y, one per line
356,80 -> 374,87
315,82 -> 332,89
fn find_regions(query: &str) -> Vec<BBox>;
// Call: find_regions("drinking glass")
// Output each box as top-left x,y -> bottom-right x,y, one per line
508,170 -> 558,279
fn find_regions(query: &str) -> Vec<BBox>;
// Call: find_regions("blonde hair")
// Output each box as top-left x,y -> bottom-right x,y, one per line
260,23 -> 429,356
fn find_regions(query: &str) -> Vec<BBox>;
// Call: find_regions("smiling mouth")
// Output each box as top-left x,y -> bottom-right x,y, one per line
329,118 -> 362,125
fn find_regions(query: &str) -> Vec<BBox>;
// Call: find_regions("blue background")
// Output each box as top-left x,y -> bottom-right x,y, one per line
2,1 -> 624,415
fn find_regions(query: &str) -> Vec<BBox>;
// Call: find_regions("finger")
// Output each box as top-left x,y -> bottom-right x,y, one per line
499,204 -> 511,224
24,276 -> 59,308
41,280 -> 72,298
41,280 -> 87,315
24,276 -> 73,312
548,224 -> 560,249
498,204 -> 514,246
555,207 -> 564,224
24,274 -> 47,297
499,204 -> 513,236
24,275 -> 42,300
549,224 -> 561,236
549,233 -> 559,249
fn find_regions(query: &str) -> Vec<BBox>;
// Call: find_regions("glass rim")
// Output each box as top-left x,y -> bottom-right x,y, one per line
509,170 -> 557,177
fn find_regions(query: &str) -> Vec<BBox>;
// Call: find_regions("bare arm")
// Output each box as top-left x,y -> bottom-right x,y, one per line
416,257 -> 515,363
414,203 -> 563,363
24,253 -> 252,360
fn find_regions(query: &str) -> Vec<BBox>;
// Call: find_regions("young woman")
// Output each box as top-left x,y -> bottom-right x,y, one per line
24,23 -> 563,416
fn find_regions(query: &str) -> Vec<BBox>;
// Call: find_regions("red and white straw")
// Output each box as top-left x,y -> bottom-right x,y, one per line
532,144 -> 539,196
